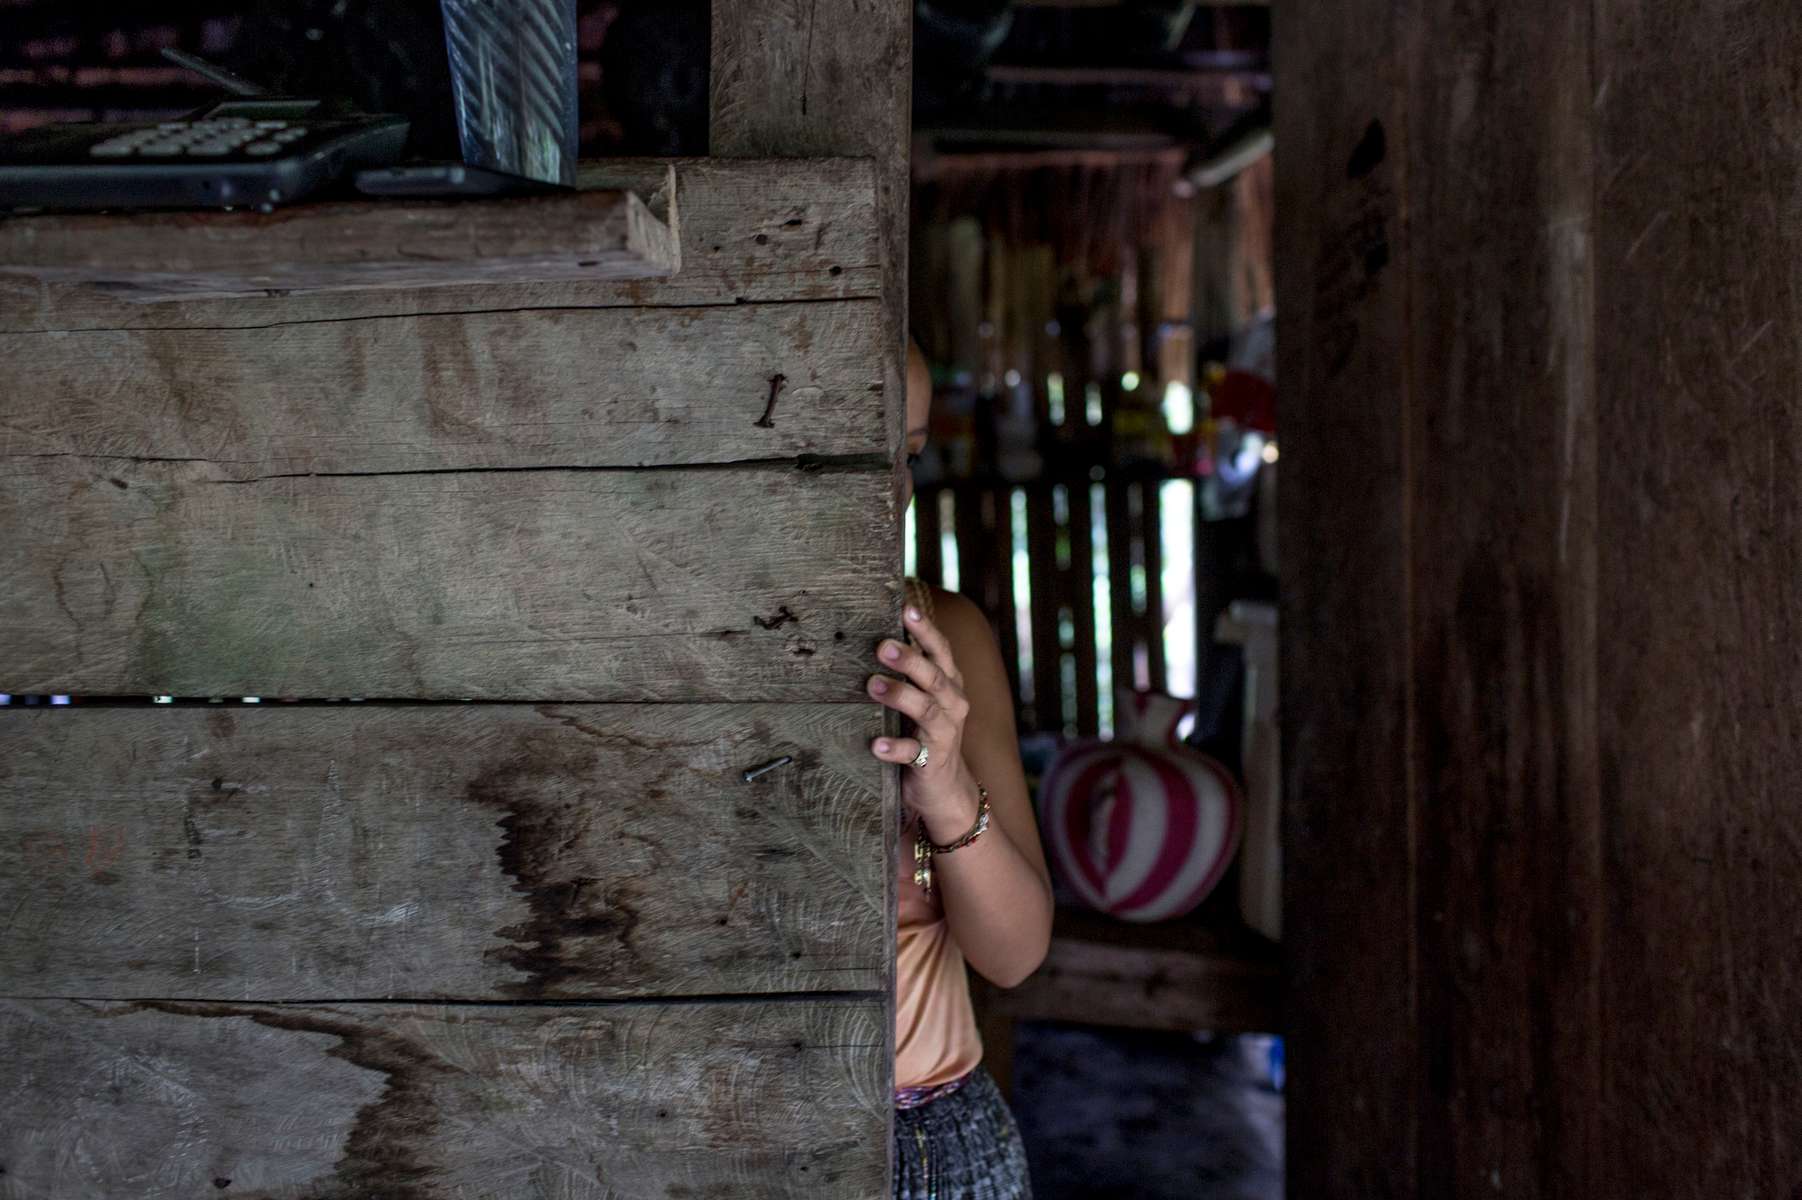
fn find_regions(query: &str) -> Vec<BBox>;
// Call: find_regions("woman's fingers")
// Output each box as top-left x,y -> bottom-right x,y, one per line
902,604 -> 963,686
867,673 -> 954,732
877,636 -> 957,702
869,734 -> 925,766
868,605 -> 969,754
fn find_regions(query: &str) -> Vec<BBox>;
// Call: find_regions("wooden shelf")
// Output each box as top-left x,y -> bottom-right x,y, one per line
971,903 -> 1282,1036
0,162 -> 678,301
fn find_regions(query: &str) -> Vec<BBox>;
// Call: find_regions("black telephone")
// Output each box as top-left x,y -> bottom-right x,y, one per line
0,51 -> 408,213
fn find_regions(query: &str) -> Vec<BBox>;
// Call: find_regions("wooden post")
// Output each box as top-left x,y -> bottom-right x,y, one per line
1593,3 -> 1802,1193
711,4 -> 913,1185
1279,0 -> 1802,1196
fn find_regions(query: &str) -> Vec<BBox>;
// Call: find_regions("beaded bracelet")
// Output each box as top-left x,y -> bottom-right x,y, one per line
911,782 -> 990,897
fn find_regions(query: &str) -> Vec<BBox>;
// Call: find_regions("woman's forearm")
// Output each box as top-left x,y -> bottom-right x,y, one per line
920,773 -> 1054,989
867,595 -> 1056,990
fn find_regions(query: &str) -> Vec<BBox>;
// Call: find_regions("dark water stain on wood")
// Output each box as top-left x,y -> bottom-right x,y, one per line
132,999 -> 456,1200
466,729 -> 650,997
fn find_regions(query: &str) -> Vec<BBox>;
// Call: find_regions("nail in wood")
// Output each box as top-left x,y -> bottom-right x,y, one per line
741,755 -> 794,782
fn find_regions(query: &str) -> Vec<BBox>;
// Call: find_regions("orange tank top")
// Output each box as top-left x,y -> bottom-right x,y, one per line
894,579 -> 985,1091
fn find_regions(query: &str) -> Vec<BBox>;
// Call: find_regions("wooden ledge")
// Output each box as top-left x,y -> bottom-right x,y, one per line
0,162 -> 678,301
970,903 -> 1283,1035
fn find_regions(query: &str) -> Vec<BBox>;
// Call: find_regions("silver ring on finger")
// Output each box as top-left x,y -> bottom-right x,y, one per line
909,744 -> 930,770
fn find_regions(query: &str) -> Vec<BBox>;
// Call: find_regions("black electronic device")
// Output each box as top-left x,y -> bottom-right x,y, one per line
0,50 -> 409,213
353,162 -> 565,199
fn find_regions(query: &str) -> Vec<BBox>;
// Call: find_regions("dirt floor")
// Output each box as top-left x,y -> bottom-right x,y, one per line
1010,1022 -> 1284,1200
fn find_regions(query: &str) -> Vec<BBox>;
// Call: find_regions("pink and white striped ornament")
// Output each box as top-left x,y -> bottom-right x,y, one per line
1038,690 -> 1243,922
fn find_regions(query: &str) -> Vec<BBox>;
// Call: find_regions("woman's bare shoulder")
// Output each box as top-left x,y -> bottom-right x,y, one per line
921,584 -> 985,634
922,583 -> 1009,688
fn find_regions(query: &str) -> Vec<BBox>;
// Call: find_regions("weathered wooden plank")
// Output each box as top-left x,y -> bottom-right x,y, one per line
708,7 -> 911,1167
0,995 -> 888,1198
1271,0 -> 1418,1194
0,178 -> 677,301
0,299 -> 885,472
0,158 -> 880,332
1404,1 -> 1601,1196
710,1 -> 912,395
0,704 -> 890,1000
710,0 -> 912,508
1595,2 -> 1802,1195
0,458 -> 897,699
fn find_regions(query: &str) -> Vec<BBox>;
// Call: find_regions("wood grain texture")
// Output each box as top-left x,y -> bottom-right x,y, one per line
0,458 -> 898,699
1404,2 -> 1600,1196
708,0 -> 910,309
0,298 -> 885,472
0,704 -> 890,1000
0,995 -> 888,1198
0,180 -> 677,301
1282,0 -> 1802,1196
0,158 -> 880,333
1271,0 -> 1417,1194
1595,2 -> 1802,1195
709,7 -> 912,1166
710,0 -> 912,456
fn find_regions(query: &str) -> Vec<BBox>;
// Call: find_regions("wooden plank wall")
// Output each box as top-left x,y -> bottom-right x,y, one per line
0,4 -> 914,1194
1276,0 -> 1802,1196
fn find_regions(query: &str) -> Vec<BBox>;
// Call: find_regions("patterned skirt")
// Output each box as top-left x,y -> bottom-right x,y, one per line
893,1065 -> 1034,1199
